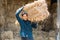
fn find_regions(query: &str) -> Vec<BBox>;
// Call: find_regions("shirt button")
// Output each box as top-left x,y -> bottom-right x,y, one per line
26,35 -> 28,37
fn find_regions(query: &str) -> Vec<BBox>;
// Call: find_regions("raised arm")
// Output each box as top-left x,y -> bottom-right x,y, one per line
15,7 -> 24,25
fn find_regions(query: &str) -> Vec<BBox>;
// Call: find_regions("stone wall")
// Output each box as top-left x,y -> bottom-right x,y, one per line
0,0 -> 57,40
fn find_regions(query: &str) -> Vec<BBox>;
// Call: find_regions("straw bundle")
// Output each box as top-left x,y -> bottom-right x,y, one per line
23,0 -> 50,21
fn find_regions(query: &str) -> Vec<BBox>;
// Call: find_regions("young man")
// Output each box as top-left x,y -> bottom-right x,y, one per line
15,6 -> 37,40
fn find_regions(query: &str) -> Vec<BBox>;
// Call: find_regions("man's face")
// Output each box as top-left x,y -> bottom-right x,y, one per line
22,14 -> 28,20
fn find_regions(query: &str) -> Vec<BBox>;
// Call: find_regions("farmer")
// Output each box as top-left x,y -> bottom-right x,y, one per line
15,6 -> 37,40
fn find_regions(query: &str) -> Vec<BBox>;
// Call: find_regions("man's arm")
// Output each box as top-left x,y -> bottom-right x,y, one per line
15,7 -> 24,25
31,22 -> 37,28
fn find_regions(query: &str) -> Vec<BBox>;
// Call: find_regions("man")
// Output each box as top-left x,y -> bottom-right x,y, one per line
15,6 -> 37,40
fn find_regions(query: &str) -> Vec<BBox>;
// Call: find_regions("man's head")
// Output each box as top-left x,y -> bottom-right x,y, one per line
21,11 -> 28,21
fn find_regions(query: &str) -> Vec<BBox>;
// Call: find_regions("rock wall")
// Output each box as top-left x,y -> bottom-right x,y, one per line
0,0 -> 57,40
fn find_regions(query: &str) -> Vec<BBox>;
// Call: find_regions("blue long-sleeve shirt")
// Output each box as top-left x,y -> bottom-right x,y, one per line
15,7 -> 37,38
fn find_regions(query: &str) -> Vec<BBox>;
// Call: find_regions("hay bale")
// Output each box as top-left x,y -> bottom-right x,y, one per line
0,7 -> 5,27
1,31 -> 13,40
23,0 -> 50,21
0,15 -> 5,27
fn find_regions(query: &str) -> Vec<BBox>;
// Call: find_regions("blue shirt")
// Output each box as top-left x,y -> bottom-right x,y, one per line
15,7 -> 37,38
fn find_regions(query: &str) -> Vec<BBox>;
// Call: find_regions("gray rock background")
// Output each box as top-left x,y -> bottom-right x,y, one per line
0,0 -> 57,40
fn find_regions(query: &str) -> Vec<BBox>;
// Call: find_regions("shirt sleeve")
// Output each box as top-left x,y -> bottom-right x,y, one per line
15,7 -> 24,25
31,22 -> 37,28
